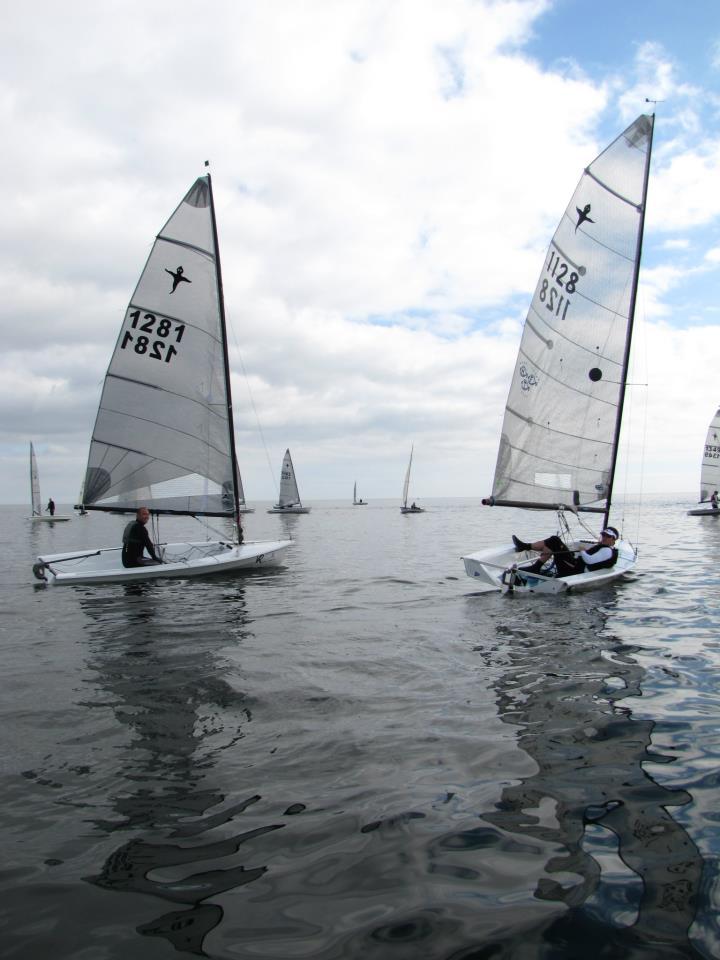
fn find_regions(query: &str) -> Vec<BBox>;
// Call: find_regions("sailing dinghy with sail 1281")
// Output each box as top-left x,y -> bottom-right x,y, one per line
267,449 -> 310,514
687,406 -> 720,516
463,114 -> 654,594
29,443 -> 71,522
33,175 -> 290,584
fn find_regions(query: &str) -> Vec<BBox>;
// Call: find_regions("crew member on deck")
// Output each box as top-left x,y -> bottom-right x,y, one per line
122,507 -> 162,567
512,526 -> 619,577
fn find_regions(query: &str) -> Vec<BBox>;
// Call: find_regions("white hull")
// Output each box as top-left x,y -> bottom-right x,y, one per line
462,539 -> 637,595
30,515 -> 72,523
401,507 -> 425,514
353,501 -> 368,506
34,538 -> 291,585
267,505 -> 311,514
238,507 -> 256,514
688,508 -> 720,516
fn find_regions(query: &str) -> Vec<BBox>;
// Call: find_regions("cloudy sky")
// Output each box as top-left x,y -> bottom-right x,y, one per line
4,0 -> 720,505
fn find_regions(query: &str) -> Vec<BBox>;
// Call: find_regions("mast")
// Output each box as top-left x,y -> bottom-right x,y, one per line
603,113 -> 654,531
207,173 -> 242,536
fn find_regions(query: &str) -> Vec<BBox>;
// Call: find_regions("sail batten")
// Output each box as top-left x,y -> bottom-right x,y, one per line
487,114 -> 654,512
81,175 -> 243,517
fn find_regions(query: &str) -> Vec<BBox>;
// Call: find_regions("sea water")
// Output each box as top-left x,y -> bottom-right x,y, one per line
1,496 -> 719,959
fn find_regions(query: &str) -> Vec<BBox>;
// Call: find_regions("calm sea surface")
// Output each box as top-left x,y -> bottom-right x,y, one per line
2,495 -> 719,959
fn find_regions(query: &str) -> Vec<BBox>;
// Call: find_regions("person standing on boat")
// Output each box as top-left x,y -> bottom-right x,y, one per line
122,507 -> 162,567
711,491 -> 719,510
512,526 -> 619,577
46,498 -> 55,516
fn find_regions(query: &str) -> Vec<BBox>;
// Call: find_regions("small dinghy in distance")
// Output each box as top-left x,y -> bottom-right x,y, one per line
687,406 -> 720,516
400,444 -> 424,514
34,175 -> 290,584
267,449 -> 311,514
353,482 -> 367,505
463,114 -> 655,594
29,443 -> 71,522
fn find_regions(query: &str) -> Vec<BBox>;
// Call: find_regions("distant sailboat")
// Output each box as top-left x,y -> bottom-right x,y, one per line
268,449 -> 311,514
400,445 -> 424,514
463,114 -> 654,593
33,175 -> 290,583
353,481 -> 367,505
687,406 -> 720,516
29,443 -> 70,522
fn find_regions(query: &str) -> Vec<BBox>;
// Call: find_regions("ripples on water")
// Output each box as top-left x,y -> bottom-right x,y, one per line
2,497 -> 720,958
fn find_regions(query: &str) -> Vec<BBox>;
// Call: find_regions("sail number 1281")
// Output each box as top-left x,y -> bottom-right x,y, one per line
120,310 -> 185,363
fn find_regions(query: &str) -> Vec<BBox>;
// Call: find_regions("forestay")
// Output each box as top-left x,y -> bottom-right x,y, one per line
82,178 -> 235,516
486,115 -> 653,516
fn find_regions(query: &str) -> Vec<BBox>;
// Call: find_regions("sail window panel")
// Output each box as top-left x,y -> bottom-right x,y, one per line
93,405 -> 232,488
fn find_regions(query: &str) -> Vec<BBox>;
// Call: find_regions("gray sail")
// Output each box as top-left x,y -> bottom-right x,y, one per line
30,442 -> 42,516
82,178 -> 236,515
488,115 -> 653,513
699,407 -> 720,503
402,445 -> 414,508
278,449 -> 301,507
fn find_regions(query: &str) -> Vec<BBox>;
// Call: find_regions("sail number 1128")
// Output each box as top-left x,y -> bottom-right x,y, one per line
120,310 -> 185,363
538,251 -> 579,322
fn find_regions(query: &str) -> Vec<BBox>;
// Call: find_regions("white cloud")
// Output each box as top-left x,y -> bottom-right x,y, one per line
1,2 -> 720,504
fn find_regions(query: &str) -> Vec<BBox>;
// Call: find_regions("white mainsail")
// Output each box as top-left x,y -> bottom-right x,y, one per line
30,442 -> 42,516
485,115 -> 654,521
402,445 -> 414,509
699,407 -> 720,503
278,449 -> 301,507
81,177 -> 236,516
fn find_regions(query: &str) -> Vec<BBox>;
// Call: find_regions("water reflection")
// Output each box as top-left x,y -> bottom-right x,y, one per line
77,579 -> 285,956
479,593 -> 705,958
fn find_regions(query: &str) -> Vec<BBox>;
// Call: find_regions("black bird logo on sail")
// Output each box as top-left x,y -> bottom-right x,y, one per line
575,203 -> 595,232
165,266 -> 192,293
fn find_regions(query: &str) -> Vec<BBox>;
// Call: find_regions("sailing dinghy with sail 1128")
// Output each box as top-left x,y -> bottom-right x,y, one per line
33,175 -> 290,584
29,443 -> 71,522
687,406 -> 720,516
267,449 -> 310,514
353,482 -> 367,505
463,114 -> 654,594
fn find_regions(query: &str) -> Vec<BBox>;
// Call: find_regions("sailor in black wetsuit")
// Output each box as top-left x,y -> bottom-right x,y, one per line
512,526 -> 619,577
121,507 -> 162,568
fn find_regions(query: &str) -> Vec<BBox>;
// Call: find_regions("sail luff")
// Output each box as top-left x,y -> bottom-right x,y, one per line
207,173 -> 241,533
602,114 -> 654,530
